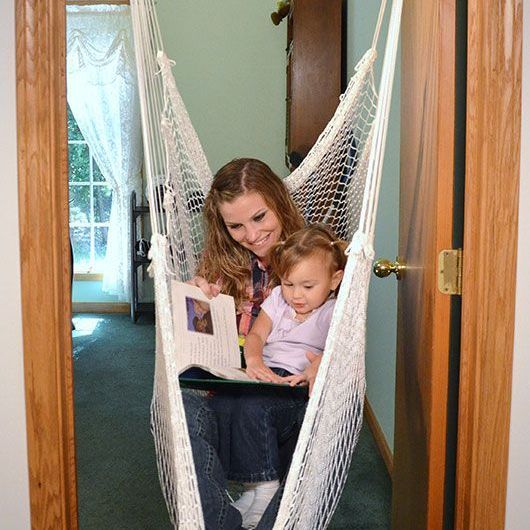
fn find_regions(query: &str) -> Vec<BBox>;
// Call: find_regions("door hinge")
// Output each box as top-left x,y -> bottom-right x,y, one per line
438,249 -> 462,295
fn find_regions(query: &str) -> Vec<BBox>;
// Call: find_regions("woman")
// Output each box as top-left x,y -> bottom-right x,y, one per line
194,157 -> 303,342
184,158 -> 304,529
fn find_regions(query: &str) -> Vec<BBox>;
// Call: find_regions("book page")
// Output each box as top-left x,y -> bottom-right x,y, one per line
171,281 -> 241,373
203,366 -> 254,381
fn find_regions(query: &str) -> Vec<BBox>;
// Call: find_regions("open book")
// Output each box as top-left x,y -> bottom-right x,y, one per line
172,281 -> 305,395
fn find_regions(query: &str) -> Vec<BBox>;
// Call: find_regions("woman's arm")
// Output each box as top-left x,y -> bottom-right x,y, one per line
244,311 -> 283,383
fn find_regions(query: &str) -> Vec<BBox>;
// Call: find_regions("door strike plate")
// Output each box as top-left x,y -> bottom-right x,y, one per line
438,249 -> 462,295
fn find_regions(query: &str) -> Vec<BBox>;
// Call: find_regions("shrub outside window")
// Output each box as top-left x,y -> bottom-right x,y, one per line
68,105 -> 112,274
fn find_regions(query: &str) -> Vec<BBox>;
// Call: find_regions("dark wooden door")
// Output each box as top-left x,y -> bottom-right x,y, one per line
286,0 -> 343,167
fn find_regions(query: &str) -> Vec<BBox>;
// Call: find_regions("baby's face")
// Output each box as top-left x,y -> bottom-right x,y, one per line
280,253 -> 343,315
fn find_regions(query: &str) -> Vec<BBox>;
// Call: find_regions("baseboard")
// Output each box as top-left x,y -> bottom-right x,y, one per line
364,398 -> 393,478
72,302 -> 130,314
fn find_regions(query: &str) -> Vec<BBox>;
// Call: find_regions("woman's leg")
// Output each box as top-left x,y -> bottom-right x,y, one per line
208,392 -> 238,472
228,389 -> 306,482
182,390 -> 243,530
227,386 -> 306,529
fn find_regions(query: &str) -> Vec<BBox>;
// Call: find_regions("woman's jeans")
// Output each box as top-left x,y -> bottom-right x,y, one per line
209,368 -> 307,482
183,390 -> 243,530
182,379 -> 306,530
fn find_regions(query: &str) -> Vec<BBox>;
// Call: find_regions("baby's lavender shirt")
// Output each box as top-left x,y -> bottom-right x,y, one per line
260,286 -> 336,375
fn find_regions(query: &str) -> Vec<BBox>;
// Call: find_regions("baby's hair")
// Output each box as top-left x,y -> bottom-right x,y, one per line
269,224 -> 348,285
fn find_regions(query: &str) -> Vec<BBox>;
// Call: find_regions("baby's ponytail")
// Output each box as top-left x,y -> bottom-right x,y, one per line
329,238 -> 348,274
270,223 -> 348,283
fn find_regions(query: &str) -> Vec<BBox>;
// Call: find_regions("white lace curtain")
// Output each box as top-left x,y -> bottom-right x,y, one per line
67,5 -> 143,301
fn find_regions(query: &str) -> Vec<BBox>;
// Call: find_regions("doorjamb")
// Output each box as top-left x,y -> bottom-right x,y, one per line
14,1 -> 522,529
16,0 -> 78,528
456,2 -> 523,529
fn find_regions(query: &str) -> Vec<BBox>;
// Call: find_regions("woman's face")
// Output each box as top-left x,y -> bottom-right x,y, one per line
218,191 -> 282,262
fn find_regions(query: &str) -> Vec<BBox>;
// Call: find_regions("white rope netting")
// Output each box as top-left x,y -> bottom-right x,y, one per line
130,1 -> 402,528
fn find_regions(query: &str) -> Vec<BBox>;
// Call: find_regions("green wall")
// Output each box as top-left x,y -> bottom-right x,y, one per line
73,281 -> 119,303
347,0 -> 399,452
157,0 -> 288,176
72,278 -> 154,303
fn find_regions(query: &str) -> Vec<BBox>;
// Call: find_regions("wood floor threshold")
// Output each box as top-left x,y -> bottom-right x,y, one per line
364,398 -> 393,478
72,302 -> 130,314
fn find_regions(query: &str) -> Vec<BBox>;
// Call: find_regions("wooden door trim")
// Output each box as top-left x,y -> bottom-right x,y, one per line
456,2 -> 523,529
16,1 -> 78,529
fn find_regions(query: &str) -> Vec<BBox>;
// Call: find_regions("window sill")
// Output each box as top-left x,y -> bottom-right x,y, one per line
74,273 -> 104,281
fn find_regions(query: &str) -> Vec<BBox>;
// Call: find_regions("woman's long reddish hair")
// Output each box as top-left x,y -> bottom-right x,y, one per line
196,158 -> 304,308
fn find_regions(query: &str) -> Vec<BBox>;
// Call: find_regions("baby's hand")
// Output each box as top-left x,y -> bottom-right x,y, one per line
187,276 -> 221,299
282,373 -> 309,388
282,351 -> 322,396
245,359 -> 283,384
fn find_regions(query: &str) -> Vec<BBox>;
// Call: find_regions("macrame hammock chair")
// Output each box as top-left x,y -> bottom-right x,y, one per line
129,0 -> 403,528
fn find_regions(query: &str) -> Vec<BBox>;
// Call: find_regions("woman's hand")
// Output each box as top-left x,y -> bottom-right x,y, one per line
245,357 -> 284,383
187,275 -> 221,299
282,351 -> 322,396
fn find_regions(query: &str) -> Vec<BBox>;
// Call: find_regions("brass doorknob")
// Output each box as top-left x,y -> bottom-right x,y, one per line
373,258 -> 406,280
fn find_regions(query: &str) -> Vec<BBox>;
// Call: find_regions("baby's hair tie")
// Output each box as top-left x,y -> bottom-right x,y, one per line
330,239 -> 346,254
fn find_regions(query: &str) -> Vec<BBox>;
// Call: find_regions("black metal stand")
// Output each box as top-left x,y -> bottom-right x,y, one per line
130,190 -> 155,322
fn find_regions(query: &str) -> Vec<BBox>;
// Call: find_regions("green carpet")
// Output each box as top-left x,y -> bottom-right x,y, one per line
73,313 -> 390,529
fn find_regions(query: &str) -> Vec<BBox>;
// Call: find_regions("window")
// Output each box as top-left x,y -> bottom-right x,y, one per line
68,105 -> 113,273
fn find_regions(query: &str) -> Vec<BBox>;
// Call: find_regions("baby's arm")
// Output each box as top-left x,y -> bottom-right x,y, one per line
282,351 -> 322,396
244,310 -> 283,383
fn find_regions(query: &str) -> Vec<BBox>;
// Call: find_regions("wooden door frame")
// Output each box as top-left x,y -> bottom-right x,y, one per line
16,0 -> 78,529
14,1 -> 522,529
456,2 -> 523,529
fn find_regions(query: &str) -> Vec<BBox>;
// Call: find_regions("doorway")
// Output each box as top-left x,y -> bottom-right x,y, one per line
15,1 -> 522,529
